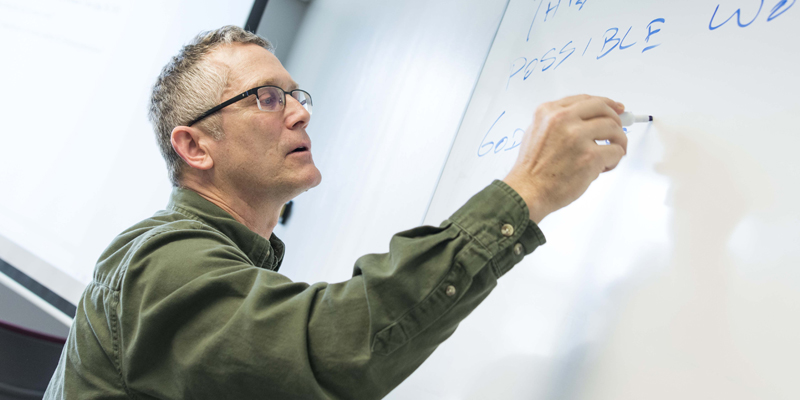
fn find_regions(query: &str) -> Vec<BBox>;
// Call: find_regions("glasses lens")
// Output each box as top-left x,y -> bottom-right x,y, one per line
256,87 -> 284,111
292,90 -> 313,115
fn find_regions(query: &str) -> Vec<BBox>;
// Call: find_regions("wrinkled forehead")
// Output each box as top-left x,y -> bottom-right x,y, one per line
212,43 -> 299,97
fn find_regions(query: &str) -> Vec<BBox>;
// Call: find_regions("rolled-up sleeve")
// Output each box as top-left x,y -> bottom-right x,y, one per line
119,180 -> 545,399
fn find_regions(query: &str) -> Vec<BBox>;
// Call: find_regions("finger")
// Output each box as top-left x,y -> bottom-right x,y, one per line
553,94 -> 592,108
557,95 -> 624,113
572,98 -> 623,124
594,143 -> 626,173
584,118 -> 628,153
599,96 -> 626,113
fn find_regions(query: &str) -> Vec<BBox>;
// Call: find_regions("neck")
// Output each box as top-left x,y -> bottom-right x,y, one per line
180,178 -> 284,239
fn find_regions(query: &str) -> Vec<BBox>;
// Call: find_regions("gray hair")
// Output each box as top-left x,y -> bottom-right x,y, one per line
148,25 -> 274,186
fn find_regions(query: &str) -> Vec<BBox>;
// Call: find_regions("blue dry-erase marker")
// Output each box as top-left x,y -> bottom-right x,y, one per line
619,111 -> 653,127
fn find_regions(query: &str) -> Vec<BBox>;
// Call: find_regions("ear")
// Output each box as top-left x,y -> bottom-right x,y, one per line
171,126 -> 215,171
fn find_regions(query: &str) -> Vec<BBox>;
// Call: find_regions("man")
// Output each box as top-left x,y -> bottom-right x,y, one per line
45,26 -> 626,399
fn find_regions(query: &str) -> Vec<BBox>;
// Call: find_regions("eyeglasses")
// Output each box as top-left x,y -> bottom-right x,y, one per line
187,85 -> 313,126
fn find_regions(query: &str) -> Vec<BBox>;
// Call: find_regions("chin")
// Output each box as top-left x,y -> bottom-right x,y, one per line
307,168 -> 322,190
297,167 -> 322,193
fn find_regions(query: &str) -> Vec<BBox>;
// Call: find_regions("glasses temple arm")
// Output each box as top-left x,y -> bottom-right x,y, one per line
186,91 -> 253,127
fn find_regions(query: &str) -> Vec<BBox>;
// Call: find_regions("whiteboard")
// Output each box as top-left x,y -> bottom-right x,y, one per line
401,0 -> 800,399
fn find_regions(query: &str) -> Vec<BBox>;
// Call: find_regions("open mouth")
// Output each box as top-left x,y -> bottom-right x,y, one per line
289,146 -> 308,154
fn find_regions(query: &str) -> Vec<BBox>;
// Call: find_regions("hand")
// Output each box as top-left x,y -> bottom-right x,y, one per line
503,95 -> 628,224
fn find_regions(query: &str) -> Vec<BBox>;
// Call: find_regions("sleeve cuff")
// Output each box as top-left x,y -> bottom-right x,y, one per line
446,180 -> 546,278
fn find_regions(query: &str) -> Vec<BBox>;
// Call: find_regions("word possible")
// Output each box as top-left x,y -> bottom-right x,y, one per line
709,0 -> 795,30
508,17 -> 665,90
526,0 -> 590,41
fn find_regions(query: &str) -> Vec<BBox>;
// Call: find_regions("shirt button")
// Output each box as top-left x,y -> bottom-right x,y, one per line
514,243 -> 524,256
501,224 -> 515,237
445,285 -> 457,297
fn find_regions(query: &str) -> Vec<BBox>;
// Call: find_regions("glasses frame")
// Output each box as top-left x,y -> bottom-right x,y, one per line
187,85 -> 312,127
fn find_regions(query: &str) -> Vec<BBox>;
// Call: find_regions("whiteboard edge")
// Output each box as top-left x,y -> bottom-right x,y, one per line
420,0 -> 513,226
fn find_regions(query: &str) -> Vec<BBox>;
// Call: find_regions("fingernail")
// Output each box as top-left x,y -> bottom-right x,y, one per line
616,102 -> 625,110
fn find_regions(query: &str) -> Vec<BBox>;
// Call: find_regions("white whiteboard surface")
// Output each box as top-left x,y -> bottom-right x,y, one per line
400,0 -> 800,399
0,0 -> 253,306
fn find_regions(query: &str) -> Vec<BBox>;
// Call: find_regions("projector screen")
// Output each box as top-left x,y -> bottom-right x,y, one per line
0,0 -> 255,313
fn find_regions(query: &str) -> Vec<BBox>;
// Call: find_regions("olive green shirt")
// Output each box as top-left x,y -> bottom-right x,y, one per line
44,180 -> 545,399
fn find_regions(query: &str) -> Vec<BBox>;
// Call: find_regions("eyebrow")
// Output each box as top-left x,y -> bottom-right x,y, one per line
250,78 -> 300,91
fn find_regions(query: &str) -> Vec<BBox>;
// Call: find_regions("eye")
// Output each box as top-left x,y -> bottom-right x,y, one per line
260,94 -> 280,109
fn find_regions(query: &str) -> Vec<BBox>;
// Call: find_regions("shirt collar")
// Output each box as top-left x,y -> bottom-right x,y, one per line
165,187 -> 285,271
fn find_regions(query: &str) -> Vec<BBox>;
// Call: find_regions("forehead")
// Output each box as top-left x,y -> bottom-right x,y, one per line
213,43 -> 297,94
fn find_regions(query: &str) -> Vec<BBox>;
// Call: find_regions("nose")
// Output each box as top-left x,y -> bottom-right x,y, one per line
284,95 -> 311,130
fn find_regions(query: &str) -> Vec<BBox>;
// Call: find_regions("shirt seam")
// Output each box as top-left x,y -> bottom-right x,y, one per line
170,204 -> 271,269
170,204 -> 208,225
448,219 -> 504,279
372,261 -> 468,355
528,222 -> 546,246
114,225 -> 201,290
448,219 -> 491,256
109,291 -> 138,399
90,280 -> 118,292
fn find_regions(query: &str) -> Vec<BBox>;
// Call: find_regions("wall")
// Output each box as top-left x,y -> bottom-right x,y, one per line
267,0 -> 510,289
257,0 -> 310,62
